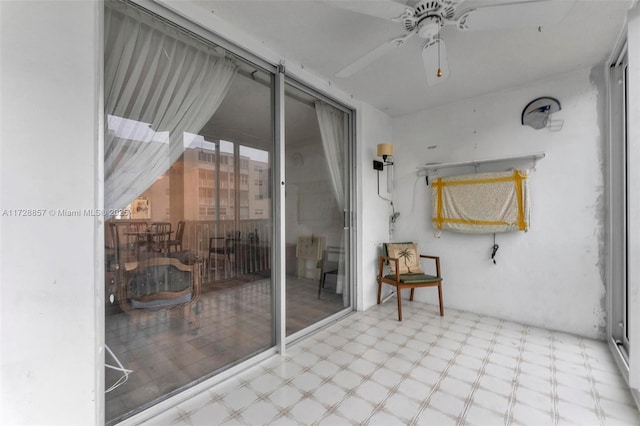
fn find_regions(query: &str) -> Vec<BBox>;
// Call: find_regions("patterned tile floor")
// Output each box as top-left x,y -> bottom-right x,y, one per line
106,276 -> 344,423
142,299 -> 640,426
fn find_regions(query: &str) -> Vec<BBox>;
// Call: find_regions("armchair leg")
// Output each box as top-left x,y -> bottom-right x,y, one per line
397,288 -> 403,321
377,278 -> 382,304
438,282 -> 444,316
318,274 -> 324,299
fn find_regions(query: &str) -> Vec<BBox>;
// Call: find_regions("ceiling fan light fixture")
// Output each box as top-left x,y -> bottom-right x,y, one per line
417,16 -> 440,40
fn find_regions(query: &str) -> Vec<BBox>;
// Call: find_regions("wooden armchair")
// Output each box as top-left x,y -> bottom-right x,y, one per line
119,257 -> 201,331
377,242 -> 443,321
166,220 -> 185,253
318,246 -> 343,298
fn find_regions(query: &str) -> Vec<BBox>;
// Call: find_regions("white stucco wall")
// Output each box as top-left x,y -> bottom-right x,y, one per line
0,1 -> 102,425
358,104 -> 394,311
390,68 -> 608,339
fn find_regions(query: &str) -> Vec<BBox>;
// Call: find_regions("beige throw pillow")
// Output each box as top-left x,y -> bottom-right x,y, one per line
386,243 -> 424,274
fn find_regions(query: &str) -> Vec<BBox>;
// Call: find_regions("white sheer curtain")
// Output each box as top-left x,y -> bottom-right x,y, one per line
315,101 -> 349,307
105,1 -> 237,211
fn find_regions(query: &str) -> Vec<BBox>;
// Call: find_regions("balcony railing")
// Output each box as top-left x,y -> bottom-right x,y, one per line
106,218 -> 272,283
185,219 -> 272,280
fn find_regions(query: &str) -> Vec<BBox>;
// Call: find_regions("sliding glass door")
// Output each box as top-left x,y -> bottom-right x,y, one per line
103,1 -> 354,422
284,82 -> 352,336
104,2 -> 274,423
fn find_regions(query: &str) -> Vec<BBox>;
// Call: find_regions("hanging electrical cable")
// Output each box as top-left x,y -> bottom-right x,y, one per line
491,233 -> 499,264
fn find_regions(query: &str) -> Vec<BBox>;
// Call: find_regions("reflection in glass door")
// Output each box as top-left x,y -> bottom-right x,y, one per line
284,83 -> 352,336
103,2 -> 275,422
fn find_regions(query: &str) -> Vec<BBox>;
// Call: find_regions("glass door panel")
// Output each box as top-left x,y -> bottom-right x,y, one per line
104,3 -> 274,421
284,83 -> 351,336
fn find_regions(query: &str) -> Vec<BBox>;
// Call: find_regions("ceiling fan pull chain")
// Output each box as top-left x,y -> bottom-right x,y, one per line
436,18 -> 442,78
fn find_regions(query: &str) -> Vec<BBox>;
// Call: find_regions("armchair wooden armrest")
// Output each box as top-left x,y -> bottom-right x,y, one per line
377,243 -> 444,321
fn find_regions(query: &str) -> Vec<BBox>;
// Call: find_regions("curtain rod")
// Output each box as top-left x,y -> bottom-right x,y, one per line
418,152 -> 545,174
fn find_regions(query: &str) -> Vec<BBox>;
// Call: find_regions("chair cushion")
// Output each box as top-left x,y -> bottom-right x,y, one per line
386,243 -> 424,274
385,273 -> 441,284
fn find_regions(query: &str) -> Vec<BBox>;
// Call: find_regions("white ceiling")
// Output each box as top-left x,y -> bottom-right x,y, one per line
193,0 -> 634,117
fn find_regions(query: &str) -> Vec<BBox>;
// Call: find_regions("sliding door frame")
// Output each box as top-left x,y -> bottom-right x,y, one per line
608,51 -> 629,375
103,1 -> 358,422
275,66 -> 287,354
608,13 -> 640,408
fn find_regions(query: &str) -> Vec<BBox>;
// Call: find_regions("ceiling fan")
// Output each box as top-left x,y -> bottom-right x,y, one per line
331,0 -> 575,86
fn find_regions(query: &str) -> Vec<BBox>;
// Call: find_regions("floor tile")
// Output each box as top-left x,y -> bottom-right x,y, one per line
221,386 -> 259,411
465,404 -> 505,426
367,410 -> 406,425
383,392 -> 420,419
511,401 -> 555,425
312,382 -> 347,406
414,406 -> 457,425
189,401 -> 232,425
472,387 -> 510,411
289,398 -> 328,423
335,395 -> 376,423
135,301 -> 640,426
267,384 -> 303,409
354,378 -> 390,403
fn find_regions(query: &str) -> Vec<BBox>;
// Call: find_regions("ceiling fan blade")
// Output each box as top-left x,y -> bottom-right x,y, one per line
422,37 -> 449,86
322,0 -> 412,20
336,33 -> 413,78
458,0 -> 575,31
